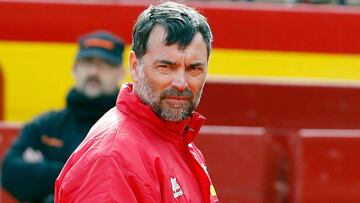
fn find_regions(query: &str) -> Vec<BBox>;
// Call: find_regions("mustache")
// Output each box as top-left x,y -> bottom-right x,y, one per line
160,88 -> 193,99
85,76 -> 101,84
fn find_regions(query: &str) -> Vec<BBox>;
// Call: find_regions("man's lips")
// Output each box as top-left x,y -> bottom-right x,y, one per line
165,96 -> 191,100
164,96 -> 190,107
86,79 -> 101,86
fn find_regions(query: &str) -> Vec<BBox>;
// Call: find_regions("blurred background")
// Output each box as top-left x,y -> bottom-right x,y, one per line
1,0 -> 360,202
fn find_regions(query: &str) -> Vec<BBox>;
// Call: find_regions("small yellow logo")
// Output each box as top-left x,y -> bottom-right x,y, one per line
210,184 -> 217,197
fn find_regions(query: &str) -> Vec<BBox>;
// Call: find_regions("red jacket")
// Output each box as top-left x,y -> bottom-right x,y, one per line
55,83 -> 219,203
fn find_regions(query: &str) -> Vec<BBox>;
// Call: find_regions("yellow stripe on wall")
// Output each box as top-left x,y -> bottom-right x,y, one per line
0,41 -> 76,121
1,41 -> 360,121
0,41 -> 133,122
209,48 -> 360,81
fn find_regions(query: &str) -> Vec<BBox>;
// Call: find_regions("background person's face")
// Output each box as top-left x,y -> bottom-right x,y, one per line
73,57 -> 123,98
130,26 -> 208,121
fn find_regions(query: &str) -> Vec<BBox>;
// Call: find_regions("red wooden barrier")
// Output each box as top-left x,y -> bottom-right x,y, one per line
290,129 -> 360,203
0,122 -> 288,202
0,122 -> 21,161
196,126 -> 288,203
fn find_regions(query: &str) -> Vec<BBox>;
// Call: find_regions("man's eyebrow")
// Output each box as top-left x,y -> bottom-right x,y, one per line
189,62 -> 206,67
155,60 -> 176,65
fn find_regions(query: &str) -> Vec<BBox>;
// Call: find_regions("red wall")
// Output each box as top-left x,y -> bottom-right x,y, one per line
198,81 -> 360,129
1,1 -> 360,54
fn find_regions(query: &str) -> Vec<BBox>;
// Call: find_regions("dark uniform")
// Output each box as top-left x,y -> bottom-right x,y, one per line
1,88 -> 118,203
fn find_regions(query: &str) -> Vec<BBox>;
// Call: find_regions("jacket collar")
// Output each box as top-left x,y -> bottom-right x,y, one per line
116,83 -> 206,144
67,88 -> 118,122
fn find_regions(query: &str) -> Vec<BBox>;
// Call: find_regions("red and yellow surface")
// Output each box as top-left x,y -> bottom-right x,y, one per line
1,1 -> 360,121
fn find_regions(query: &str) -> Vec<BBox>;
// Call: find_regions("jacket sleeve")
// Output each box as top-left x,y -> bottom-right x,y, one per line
55,155 -> 158,203
1,113 -> 63,202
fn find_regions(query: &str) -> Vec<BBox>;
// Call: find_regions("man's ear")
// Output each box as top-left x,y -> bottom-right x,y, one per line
129,51 -> 139,82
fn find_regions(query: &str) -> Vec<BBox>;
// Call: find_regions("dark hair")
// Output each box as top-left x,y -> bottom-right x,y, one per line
131,1 -> 213,59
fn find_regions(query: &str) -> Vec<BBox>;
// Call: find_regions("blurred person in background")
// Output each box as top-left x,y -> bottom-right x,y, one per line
55,2 -> 219,203
1,30 -> 125,203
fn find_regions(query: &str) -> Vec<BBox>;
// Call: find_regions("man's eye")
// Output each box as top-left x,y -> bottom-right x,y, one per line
189,66 -> 204,75
157,65 -> 173,72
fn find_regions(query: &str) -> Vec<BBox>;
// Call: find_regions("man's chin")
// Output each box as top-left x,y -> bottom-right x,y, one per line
159,105 -> 192,122
83,88 -> 102,98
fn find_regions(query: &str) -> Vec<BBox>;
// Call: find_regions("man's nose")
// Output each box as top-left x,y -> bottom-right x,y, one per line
171,70 -> 188,91
87,64 -> 101,74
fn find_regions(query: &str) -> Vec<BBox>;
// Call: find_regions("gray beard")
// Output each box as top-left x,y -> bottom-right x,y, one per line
135,70 -> 203,122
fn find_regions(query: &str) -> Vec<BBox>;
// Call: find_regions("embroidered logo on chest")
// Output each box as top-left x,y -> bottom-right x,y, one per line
170,177 -> 184,199
41,135 -> 64,148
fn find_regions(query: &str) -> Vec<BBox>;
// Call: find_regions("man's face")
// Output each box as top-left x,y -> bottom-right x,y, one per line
73,56 -> 123,98
130,26 -> 208,122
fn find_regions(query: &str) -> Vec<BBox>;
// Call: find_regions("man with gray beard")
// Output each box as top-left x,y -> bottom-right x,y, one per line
55,2 -> 219,203
2,30 -> 124,203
